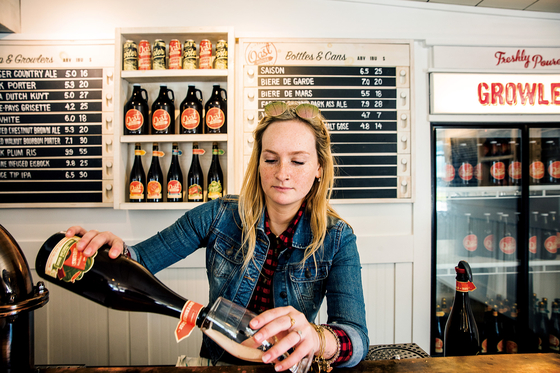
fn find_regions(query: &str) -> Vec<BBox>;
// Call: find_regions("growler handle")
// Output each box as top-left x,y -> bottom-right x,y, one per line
141,89 -> 148,101
167,88 -> 175,101
196,89 -> 203,102
220,88 -> 227,101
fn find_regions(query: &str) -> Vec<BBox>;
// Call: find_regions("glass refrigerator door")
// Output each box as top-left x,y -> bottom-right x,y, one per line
433,127 -> 522,356
527,127 -> 560,353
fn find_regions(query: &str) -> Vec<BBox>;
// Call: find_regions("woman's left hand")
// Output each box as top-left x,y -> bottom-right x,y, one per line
249,306 -> 319,371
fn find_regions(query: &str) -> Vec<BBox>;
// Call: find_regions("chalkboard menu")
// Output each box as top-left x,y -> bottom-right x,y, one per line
0,42 -> 114,207
239,39 -> 412,201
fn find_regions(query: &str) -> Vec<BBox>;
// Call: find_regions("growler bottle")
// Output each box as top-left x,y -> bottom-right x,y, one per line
508,140 -> 522,186
129,143 -> 146,202
167,143 -> 183,202
147,143 -> 164,202
207,142 -> 224,200
187,142 -> 203,202
180,85 -> 204,134
490,141 -> 506,186
444,260 -> 480,356
151,85 -> 175,134
540,213 -> 557,260
123,84 -> 149,135
550,300 -> 560,352
204,85 -> 227,133
529,140 -> 544,185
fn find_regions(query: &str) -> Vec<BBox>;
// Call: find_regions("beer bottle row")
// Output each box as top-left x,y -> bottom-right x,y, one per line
128,142 -> 223,203
440,137 -> 560,187
124,84 -> 227,135
123,38 -> 227,70
438,209 -> 559,261
434,294 -> 560,355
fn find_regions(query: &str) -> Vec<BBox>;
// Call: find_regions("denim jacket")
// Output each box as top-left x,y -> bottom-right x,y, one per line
132,196 -> 369,367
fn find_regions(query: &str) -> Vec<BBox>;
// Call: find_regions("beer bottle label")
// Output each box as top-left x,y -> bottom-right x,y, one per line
129,181 -> 144,199
435,338 -> 443,353
529,161 -> 545,179
147,181 -> 162,199
549,161 -> 560,179
545,235 -> 558,254
483,234 -> 494,252
529,236 -> 537,254
153,150 -> 165,157
443,164 -> 455,183
152,109 -> 171,131
509,161 -> 522,180
175,300 -> 204,342
208,180 -> 223,200
550,335 -> 560,351
499,236 -> 516,255
167,180 -> 183,198
206,108 -> 225,129
506,340 -> 518,354
463,234 -> 477,252
474,163 -> 483,181
491,162 -> 506,180
188,184 -> 203,200
135,149 -> 146,156
125,109 -> 144,130
181,108 -> 200,129
455,280 -> 476,292
44,235 -> 96,283
459,163 -> 473,181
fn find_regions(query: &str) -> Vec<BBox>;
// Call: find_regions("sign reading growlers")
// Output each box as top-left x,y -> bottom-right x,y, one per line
0,41 -> 114,207
239,38 -> 413,201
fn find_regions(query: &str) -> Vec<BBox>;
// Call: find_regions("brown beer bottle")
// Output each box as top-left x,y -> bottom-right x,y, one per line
529,140 -> 544,185
490,141 -> 506,186
167,143 -> 184,202
180,85 -> 204,134
207,142 -> 224,200
124,84 -> 149,135
434,304 -> 445,357
128,143 -> 146,202
204,85 -> 227,133
187,142 -> 203,202
444,260 -> 480,356
147,143 -> 164,202
151,85 -> 175,134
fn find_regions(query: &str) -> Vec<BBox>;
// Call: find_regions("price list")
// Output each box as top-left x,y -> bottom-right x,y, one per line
242,40 -> 412,200
0,68 -> 105,203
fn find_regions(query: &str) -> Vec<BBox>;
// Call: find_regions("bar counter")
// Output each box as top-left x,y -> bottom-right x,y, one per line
38,353 -> 560,373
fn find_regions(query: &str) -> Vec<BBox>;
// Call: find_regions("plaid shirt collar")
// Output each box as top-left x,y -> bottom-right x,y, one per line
264,201 -> 307,248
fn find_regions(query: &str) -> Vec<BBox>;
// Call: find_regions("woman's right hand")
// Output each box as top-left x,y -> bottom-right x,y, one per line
65,226 -> 125,259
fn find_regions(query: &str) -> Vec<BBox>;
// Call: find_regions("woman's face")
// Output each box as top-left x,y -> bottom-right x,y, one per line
259,120 -> 322,213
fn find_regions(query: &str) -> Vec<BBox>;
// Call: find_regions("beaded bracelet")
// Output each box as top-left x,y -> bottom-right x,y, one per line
322,325 -> 341,368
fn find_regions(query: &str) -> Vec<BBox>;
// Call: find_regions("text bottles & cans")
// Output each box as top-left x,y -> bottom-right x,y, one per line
207,142 -> 224,200
129,143 -> 146,203
550,300 -> 560,352
214,40 -> 228,69
180,86 -> 204,134
123,84 -> 149,135
152,85 -> 175,135
168,39 -> 182,69
508,140 -> 521,185
167,143 -> 184,202
152,39 -> 166,70
138,40 -> 152,70
529,211 -> 540,260
444,260 -> 480,357
147,143 -> 164,203
199,39 -> 212,69
182,40 -> 197,69
205,85 -> 227,134
123,40 -> 138,71
187,142 -> 204,202
529,139 -> 544,185
540,213 -> 557,260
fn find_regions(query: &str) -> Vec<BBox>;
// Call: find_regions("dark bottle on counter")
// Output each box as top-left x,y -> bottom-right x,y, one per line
529,140 -> 544,185
529,211 -> 540,260
187,142 -> 203,202
550,300 -> 560,353
124,84 -> 149,135
147,143 -> 164,202
540,213 -> 557,260
497,214 -> 516,262
444,260 -> 480,357
490,141 -> 506,186
536,301 -> 551,352
167,143 -> 184,202
180,85 -> 204,134
434,304 -> 445,357
508,140 -> 522,186
207,142 -> 224,200
151,85 -> 175,134
129,143 -> 146,202
204,85 -> 227,133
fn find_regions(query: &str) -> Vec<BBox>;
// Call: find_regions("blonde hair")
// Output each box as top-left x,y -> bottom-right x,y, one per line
237,102 -> 346,268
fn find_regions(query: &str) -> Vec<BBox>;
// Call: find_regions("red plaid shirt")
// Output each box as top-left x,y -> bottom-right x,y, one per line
246,202 -> 352,365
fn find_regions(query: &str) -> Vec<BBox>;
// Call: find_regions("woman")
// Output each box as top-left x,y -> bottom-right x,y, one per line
67,101 -> 368,371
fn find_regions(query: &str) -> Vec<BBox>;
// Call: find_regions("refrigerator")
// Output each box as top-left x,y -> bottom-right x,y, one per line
430,123 -> 560,356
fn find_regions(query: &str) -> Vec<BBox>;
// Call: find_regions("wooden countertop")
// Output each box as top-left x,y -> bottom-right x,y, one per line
37,353 -> 560,373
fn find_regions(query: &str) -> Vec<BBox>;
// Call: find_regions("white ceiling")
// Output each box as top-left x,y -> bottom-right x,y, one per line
404,0 -> 560,13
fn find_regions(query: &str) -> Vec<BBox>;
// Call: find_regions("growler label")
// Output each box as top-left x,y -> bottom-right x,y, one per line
435,338 -> 443,354
167,180 -> 183,198
176,300 -> 204,342
463,234 -> 477,252
500,236 -> 516,255
443,164 -> 455,183
506,340 -> 518,354
206,108 -> 225,129
550,335 -> 560,351
147,180 -> 162,199
529,161 -> 545,179
549,161 -> 560,179
129,181 -> 144,200
458,163 -> 473,181
208,180 -> 223,200
474,163 -> 483,181
125,109 -> 144,131
45,236 -> 96,283
181,108 -> 200,129
483,234 -> 494,252
491,162 -> 505,180
529,235 -> 537,254
188,184 -> 203,200
152,109 -> 171,131
455,280 -> 476,292
509,161 -> 522,180
544,235 -> 558,254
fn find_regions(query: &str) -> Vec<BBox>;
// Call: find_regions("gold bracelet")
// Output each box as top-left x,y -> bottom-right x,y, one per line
311,323 -> 331,373
322,325 -> 341,368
